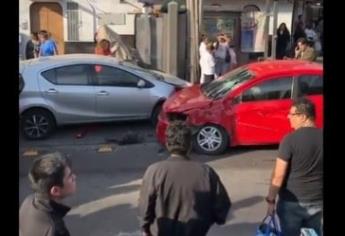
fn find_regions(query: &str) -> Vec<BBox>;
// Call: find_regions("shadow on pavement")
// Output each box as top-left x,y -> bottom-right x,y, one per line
64,195 -> 263,236
210,222 -> 260,235
19,130 -> 275,236
66,203 -> 141,236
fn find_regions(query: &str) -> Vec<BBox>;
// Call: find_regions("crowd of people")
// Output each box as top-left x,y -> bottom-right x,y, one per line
198,15 -> 323,85
25,30 -> 58,59
25,29 -> 118,60
277,15 -> 323,61
19,97 -> 323,236
199,33 -> 238,84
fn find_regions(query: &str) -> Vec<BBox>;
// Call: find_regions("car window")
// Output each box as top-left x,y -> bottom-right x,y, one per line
56,65 -> 89,85
41,69 -> 56,84
297,75 -> 323,96
92,65 -> 139,87
242,77 -> 293,102
42,65 -> 89,85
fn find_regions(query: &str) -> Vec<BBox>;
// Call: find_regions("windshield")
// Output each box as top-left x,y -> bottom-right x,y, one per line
201,67 -> 254,99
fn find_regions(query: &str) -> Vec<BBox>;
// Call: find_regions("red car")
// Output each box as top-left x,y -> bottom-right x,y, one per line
156,60 -> 323,155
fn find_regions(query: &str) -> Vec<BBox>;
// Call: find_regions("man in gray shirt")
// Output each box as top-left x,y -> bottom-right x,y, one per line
139,120 -> 231,236
19,152 -> 77,236
266,98 -> 322,236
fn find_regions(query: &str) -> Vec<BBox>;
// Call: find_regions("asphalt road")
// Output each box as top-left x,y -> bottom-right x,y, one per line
19,121 -> 279,236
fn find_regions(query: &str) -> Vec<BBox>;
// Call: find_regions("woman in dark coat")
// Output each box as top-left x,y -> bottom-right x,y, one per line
276,23 -> 291,59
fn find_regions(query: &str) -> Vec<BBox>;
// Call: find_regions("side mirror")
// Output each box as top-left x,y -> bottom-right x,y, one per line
137,80 -> 146,88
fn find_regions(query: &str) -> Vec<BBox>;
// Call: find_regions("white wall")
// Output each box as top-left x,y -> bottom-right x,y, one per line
78,0 -> 140,41
19,0 -> 141,43
19,0 -> 30,36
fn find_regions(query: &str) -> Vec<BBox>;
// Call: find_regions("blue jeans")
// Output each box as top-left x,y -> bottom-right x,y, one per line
277,200 -> 323,236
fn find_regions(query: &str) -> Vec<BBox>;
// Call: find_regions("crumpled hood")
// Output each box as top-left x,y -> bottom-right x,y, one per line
163,85 -> 212,112
150,69 -> 191,88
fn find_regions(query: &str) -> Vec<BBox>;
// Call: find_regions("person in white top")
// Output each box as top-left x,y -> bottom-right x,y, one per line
199,34 -> 209,83
199,42 -> 215,84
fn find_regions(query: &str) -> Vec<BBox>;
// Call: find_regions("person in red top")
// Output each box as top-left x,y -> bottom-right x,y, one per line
94,39 -> 116,73
95,39 -> 112,56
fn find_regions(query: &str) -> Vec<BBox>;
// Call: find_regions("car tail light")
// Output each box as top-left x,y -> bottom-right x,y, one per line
19,74 -> 24,94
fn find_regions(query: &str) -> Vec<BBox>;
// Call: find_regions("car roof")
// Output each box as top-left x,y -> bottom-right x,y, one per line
21,54 -> 120,69
246,60 -> 323,77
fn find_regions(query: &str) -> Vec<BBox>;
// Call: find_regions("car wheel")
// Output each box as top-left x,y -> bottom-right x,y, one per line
21,109 -> 55,140
151,103 -> 163,127
193,125 -> 229,155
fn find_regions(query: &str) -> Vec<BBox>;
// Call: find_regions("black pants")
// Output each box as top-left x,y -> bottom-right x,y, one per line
204,74 -> 214,84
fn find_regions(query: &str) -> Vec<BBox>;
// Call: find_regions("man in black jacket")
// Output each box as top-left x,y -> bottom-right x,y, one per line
139,120 -> 231,236
19,152 -> 77,236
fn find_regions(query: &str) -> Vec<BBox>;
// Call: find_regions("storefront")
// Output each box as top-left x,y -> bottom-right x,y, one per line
202,0 -> 295,64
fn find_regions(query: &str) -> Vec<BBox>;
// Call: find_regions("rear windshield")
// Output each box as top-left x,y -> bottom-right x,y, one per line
201,67 -> 254,99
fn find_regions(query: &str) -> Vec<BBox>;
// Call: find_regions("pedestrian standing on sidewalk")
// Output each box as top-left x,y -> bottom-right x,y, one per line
199,42 -> 216,84
293,15 -> 306,46
214,33 -> 231,78
225,34 -> 237,71
199,34 -> 209,84
95,39 -> 112,56
25,32 -> 40,59
19,152 -> 77,236
276,23 -> 291,59
139,120 -> 231,236
38,30 -> 58,56
265,98 -> 323,236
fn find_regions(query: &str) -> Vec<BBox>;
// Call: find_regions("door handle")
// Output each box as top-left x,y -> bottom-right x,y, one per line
97,91 -> 109,96
46,88 -> 58,94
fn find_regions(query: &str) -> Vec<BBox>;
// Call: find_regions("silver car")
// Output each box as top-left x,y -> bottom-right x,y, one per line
19,54 -> 190,140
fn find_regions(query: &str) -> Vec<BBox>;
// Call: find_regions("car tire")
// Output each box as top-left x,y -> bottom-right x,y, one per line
193,125 -> 229,155
21,109 -> 56,140
151,103 -> 163,127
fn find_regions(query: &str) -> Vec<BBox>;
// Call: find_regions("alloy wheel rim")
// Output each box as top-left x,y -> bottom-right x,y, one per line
24,115 -> 49,138
197,126 -> 222,152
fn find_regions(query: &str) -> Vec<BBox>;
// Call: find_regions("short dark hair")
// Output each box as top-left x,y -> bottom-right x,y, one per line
38,30 -> 49,39
31,32 -> 38,37
29,152 -> 71,195
206,42 -> 215,51
292,97 -> 316,120
297,37 -> 308,45
165,120 -> 192,155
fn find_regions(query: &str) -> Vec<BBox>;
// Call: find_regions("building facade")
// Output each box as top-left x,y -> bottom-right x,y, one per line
19,0 -> 143,59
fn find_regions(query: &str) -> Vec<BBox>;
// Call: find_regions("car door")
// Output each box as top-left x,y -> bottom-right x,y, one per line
38,64 -> 97,124
232,76 -> 294,145
295,74 -> 323,128
91,64 -> 154,120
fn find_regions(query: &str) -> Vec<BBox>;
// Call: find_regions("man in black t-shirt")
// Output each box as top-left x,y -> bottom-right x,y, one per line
265,98 -> 323,236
